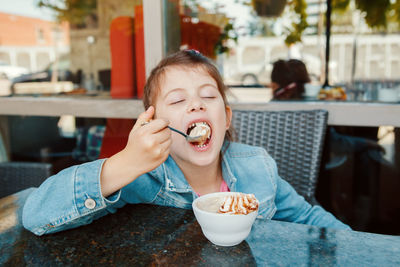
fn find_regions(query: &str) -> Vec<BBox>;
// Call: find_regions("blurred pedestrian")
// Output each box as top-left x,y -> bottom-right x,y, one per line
270,59 -> 310,100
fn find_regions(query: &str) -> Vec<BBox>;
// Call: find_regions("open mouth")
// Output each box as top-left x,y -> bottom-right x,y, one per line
186,121 -> 212,147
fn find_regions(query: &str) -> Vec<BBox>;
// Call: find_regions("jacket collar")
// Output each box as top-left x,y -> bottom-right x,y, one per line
156,142 -> 238,193
221,148 -> 238,191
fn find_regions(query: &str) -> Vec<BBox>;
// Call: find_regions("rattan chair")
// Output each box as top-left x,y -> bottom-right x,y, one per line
232,109 -> 328,205
0,162 -> 52,198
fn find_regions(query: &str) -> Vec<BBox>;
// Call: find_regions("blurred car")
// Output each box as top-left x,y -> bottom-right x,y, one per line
11,56 -> 76,87
0,61 -> 29,79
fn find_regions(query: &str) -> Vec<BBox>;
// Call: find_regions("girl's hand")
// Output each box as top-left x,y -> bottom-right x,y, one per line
125,106 -> 172,174
100,106 -> 172,197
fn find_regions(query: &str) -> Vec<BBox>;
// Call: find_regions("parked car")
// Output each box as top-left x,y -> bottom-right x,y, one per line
11,56 -> 76,86
0,61 -> 29,79
225,53 -> 326,87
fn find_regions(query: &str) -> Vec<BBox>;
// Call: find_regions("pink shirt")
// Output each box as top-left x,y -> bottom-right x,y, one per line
196,180 -> 230,197
219,180 -> 230,192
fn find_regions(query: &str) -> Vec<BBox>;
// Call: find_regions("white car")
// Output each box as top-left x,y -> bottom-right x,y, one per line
0,61 -> 29,80
224,53 -> 335,86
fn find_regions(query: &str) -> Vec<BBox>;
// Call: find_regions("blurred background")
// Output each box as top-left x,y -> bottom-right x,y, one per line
2,0 -> 400,95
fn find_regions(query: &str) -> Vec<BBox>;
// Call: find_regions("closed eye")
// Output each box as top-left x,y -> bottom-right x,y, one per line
170,99 -> 185,105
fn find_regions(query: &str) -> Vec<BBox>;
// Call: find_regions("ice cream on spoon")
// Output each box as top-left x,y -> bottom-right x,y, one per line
186,122 -> 211,145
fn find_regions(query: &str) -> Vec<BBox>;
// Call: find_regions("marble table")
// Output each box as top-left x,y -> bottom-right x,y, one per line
1,188 -> 399,266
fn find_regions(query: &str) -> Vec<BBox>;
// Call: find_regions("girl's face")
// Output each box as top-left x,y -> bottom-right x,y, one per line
154,66 -> 232,168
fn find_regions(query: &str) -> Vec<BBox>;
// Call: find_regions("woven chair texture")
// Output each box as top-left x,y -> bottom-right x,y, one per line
232,109 -> 328,205
0,162 -> 52,198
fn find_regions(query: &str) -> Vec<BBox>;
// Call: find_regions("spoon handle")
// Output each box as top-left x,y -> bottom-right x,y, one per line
142,122 -> 200,142
167,126 -> 187,138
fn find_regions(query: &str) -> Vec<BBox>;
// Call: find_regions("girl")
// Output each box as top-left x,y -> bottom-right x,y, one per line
23,50 -> 349,236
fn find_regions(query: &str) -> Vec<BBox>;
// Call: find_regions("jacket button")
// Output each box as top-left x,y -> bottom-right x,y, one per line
84,198 -> 96,209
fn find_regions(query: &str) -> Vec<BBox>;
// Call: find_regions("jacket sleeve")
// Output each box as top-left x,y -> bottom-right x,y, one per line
270,162 -> 351,230
22,159 -> 126,235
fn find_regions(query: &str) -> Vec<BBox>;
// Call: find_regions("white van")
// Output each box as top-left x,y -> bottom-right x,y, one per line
223,37 -> 334,86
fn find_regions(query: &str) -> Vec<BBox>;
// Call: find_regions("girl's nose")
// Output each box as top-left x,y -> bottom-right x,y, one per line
187,98 -> 205,112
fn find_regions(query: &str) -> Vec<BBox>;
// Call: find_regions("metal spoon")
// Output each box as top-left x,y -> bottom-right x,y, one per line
167,126 -> 207,143
141,122 -> 206,143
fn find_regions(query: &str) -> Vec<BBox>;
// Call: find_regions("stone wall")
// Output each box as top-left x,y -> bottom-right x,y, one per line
69,0 -> 141,88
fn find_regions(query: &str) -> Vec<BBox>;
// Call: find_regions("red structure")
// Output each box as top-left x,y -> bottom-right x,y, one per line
134,5 -> 145,99
109,16 -> 136,99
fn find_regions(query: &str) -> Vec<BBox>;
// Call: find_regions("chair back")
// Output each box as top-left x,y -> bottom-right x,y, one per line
0,162 -> 52,198
232,109 -> 328,204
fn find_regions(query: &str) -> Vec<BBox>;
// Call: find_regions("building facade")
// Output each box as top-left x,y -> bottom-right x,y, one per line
0,12 -> 70,72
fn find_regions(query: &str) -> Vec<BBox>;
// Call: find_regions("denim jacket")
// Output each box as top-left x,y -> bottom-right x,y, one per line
23,142 -> 350,235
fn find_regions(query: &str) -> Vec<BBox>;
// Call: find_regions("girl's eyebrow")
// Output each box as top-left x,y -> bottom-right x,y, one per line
163,88 -> 185,98
199,83 -> 218,90
163,83 -> 218,98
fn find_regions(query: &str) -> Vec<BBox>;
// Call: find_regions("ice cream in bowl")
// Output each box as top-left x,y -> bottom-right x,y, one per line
192,192 -> 259,246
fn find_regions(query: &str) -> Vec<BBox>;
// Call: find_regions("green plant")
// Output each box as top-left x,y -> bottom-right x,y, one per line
333,0 -> 350,10
284,0 -> 308,46
332,0 -> 400,29
37,0 -> 97,28
214,22 -> 238,56
284,0 -> 400,45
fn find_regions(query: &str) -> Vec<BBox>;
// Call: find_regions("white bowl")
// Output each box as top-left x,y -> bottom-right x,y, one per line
192,192 -> 258,246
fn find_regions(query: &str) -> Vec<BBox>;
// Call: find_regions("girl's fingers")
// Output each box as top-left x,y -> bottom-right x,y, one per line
143,118 -> 170,134
159,138 -> 172,153
155,128 -> 172,144
134,106 -> 155,130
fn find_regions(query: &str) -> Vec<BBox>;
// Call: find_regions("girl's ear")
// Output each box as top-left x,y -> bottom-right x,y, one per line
225,106 -> 232,130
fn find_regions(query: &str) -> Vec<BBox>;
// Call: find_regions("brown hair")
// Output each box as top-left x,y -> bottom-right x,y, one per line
287,59 -> 310,86
271,59 -> 293,89
143,49 -> 234,141
271,59 -> 310,100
